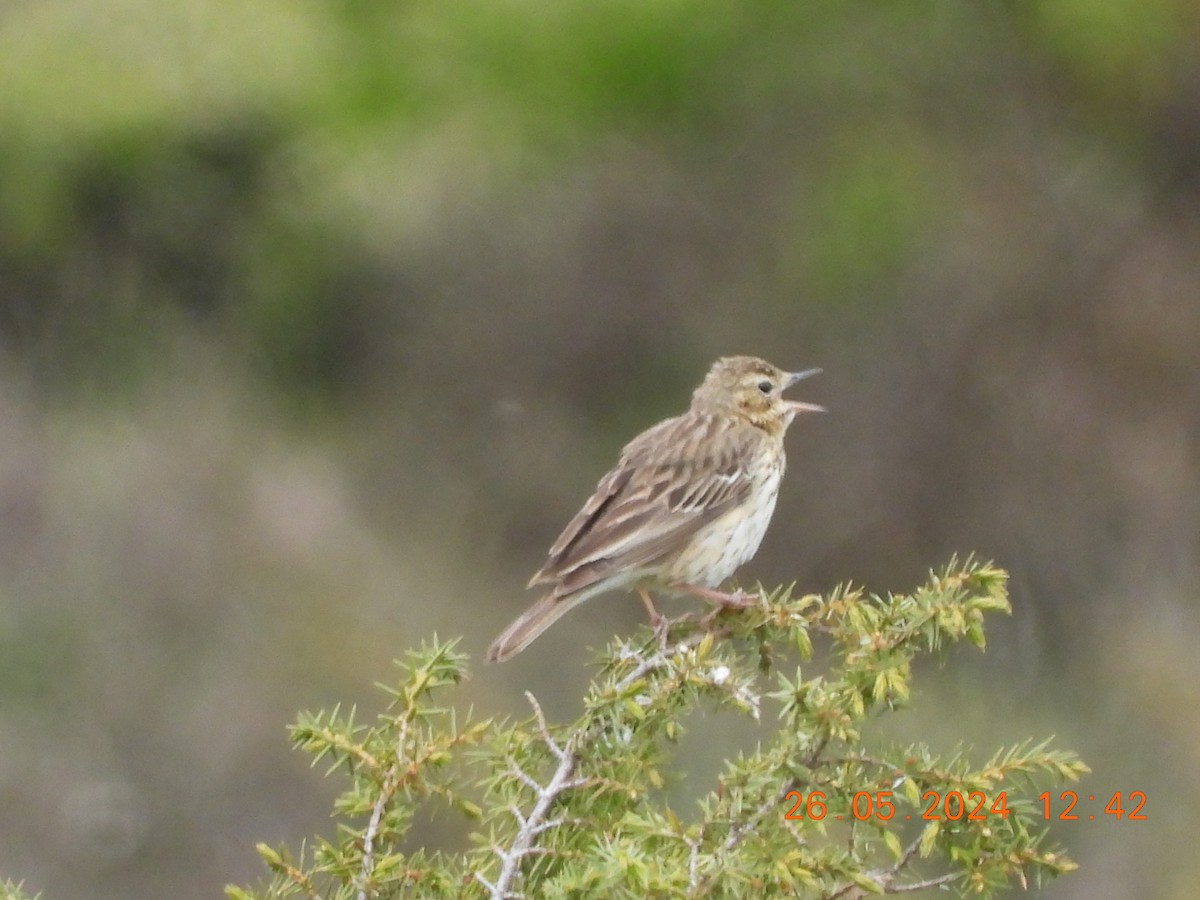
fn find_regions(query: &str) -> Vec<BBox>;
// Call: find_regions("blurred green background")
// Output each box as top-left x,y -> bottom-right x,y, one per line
1,0 -> 1197,897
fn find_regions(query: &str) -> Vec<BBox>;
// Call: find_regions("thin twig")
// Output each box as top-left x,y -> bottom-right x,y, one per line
704,734 -> 831,878
884,871 -> 959,893
684,828 -> 704,892
823,831 -> 960,898
479,692 -> 583,899
525,692 -> 564,760
614,624 -> 730,691
357,716 -> 410,900
505,756 -> 543,795
891,831 -> 924,874
829,753 -> 899,771
824,870 -> 958,898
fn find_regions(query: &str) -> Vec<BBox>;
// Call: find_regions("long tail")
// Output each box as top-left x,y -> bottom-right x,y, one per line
486,593 -> 583,662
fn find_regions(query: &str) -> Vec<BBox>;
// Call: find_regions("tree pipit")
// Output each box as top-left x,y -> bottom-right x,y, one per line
487,355 -> 823,662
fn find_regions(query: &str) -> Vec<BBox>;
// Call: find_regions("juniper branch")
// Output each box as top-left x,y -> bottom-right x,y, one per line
480,692 -> 585,899
356,712 -> 410,900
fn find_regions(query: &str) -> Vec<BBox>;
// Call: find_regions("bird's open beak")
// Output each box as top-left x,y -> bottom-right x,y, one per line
785,367 -> 821,387
784,368 -> 825,414
787,400 -> 826,413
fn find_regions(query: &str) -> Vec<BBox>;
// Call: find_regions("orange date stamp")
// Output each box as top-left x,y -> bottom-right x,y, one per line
783,789 -> 1147,822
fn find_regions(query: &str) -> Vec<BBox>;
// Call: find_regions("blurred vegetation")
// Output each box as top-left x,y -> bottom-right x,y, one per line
0,0 -> 1197,898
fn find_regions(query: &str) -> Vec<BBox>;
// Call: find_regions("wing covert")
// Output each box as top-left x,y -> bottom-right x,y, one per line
528,412 -> 761,597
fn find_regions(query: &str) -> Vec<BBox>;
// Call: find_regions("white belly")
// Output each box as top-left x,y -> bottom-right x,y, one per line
665,465 -> 782,588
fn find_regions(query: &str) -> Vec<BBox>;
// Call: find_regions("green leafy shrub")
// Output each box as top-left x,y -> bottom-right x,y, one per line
228,558 -> 1085,899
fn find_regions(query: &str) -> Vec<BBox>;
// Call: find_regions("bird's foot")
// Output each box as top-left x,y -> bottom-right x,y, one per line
692,587 -> 759,627
653,614 -> 672,651
676,583 -> 759,609
639,588 -> 673,650
718,589 -> 758,609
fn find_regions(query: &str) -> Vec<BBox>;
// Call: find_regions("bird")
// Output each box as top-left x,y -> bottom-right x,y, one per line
486,355 -> 824,663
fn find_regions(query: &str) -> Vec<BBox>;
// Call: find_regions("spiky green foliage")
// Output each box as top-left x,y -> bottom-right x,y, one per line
0,881 -> 40,900
228,558 -> 1086,899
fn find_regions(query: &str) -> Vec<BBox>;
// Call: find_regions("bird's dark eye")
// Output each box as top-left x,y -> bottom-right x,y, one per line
757,380 -> 772,394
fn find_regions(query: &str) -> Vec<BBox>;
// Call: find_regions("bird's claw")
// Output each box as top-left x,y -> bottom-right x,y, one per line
651,612 -> 671,651
724,590 -> 758,608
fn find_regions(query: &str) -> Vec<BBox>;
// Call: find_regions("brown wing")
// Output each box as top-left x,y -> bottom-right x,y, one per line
528,411 -> 762,598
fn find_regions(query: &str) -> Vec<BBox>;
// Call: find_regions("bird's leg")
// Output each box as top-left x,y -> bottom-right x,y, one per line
639,588 -> 672,649
639,587 -> 663,623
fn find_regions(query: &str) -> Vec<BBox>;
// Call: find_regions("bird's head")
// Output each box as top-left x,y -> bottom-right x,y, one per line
693,355 -> 824,434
